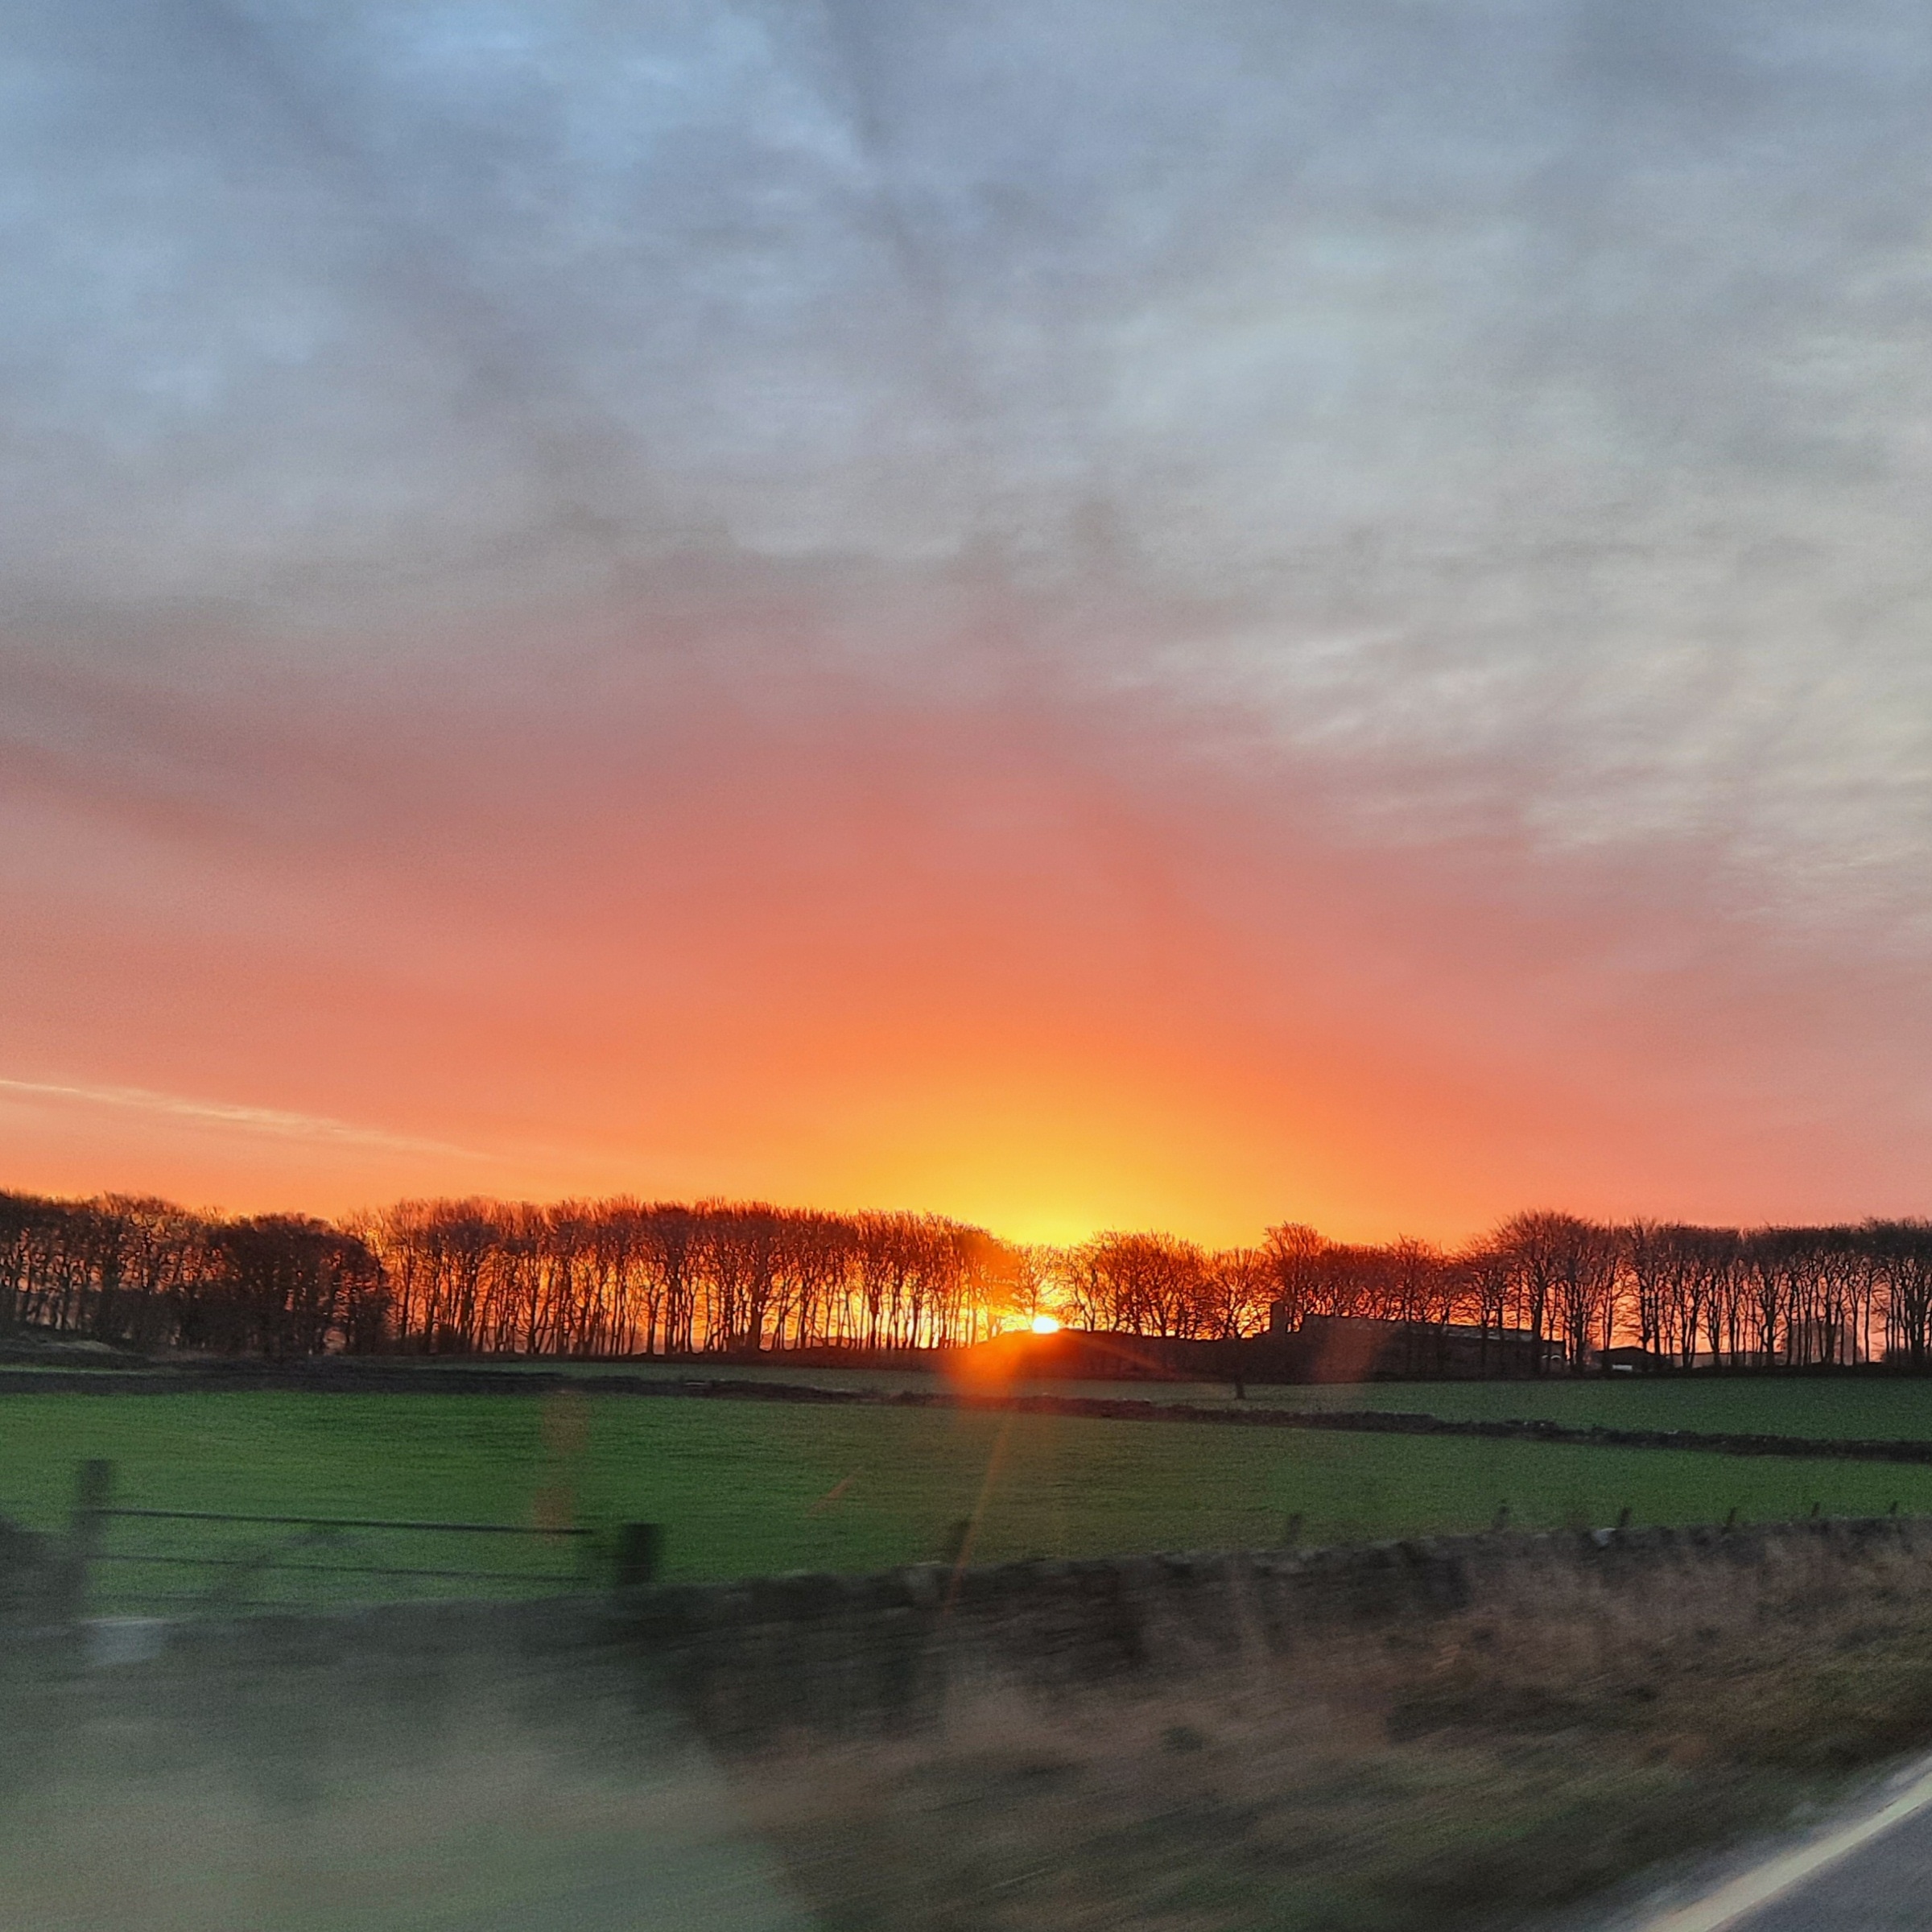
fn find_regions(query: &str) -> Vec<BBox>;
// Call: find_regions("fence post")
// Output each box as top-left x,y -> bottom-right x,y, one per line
60,1459 -> 114,1624
613,1522 -> 662,1594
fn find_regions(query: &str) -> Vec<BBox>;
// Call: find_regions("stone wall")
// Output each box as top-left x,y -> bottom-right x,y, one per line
625,1515 -> 1932,1742
31,1514 -> 1931,1752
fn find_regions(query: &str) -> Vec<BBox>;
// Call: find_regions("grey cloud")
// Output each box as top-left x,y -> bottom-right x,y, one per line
6,1 -> 1932,927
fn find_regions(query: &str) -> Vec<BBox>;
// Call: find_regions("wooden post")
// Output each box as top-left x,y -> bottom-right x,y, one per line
613,1521 -> 662,1593
60,1459 -> 113,1622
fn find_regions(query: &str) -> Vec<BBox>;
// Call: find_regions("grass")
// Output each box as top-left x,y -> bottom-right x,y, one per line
738,1655 -> 1876,1932
395,1353 -> 1932,1440
10,1389 -> 1932,1610
1219,1373 -> 1932,1439
16,1421 -> 1932,1931
741,1690 -> 1782,1931
737,1534 -> 1932,1930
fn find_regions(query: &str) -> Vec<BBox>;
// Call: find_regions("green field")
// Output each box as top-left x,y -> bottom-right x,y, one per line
7,1391 -> 1932,1612
402,1356 -> 1932,1440
1212,1374 -> 1932,1438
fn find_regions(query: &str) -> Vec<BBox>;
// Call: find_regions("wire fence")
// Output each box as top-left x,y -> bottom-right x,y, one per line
35,1460 -> 659,1618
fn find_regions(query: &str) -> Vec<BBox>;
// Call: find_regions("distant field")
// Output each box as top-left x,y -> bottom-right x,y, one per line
407,1356 -> 1932,1439
8,1391 -> 1932,1613
1218,1375 -> 1932,1439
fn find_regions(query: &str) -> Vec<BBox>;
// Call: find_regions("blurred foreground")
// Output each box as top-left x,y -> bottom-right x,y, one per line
8,1522 -> 1932,1930
0,1610 -> 809,1932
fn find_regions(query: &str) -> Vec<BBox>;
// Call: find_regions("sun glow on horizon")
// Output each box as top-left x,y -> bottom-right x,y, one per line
1029,1313 -> 1062,1334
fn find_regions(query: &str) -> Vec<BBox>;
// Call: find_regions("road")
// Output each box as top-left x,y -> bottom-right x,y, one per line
1739,1804 -> 1932,1929
1623,1758 -> 1932,1932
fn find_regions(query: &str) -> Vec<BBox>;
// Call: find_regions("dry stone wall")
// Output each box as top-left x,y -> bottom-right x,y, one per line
23,1514 -> 1930,1755
628,1515 -> 1932,1742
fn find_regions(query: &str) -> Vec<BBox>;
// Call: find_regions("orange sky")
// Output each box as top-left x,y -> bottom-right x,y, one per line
4,592 -> 1928,1250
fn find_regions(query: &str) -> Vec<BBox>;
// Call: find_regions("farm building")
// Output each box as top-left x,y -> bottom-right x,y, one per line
1267,1311 -> 1559,1381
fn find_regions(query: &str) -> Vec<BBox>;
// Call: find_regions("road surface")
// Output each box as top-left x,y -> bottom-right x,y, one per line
1624,1757 -> 1932,1932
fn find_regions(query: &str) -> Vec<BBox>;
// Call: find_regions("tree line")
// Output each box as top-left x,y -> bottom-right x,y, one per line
0,1193 -> 384,1358
356,1197 -> 1011,1356
998,1215 -> 1932,1371
0,1190 -> 1011,1358
1258,1213 -> 1932,1371
4,1184 -> 1932,1368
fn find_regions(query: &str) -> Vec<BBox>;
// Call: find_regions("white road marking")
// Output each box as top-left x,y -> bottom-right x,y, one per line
1632,1757 -> 1932,1932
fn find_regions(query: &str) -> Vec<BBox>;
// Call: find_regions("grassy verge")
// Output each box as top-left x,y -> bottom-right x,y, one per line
737,1547 -> 1932,1930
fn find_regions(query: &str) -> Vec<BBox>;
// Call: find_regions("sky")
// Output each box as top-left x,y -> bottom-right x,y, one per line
6,1 -> 1932,1246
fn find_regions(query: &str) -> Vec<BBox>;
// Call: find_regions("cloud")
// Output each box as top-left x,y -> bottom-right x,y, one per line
4,2 -> 1932,1233
0,1076 -> 488,1161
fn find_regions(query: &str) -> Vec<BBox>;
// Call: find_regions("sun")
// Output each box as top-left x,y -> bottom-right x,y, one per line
1030,1313 -> 1062,1335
